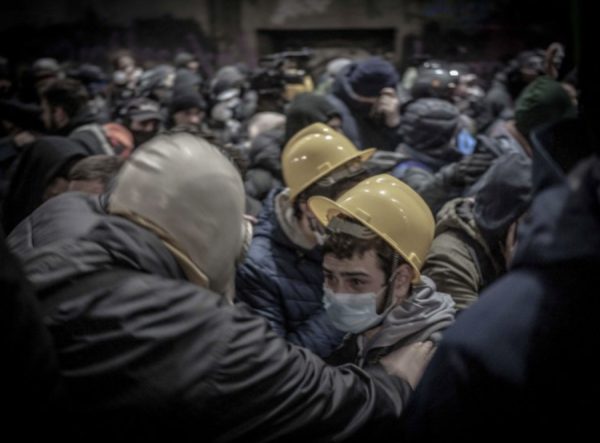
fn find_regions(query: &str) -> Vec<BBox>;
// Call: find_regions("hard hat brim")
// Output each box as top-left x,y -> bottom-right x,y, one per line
289,148 -> 376,202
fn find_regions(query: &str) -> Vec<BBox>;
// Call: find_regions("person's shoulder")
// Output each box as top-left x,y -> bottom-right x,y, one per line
442,269 -> 544,352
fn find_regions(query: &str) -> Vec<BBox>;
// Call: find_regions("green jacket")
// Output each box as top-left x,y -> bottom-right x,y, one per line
421,198 -> 504,311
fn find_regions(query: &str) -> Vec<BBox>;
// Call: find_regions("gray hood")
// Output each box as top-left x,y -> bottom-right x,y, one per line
363,275 -> 455,354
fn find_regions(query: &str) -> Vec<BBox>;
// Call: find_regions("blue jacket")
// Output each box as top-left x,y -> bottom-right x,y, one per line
235,188 -> 345,357
400,119 -> 600,440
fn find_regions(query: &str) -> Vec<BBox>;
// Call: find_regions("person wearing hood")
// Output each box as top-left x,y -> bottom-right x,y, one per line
327,56 -> 402,151
400,9 -> 595,433
308,174 -> 455,367
420,154 -> 532,311
391,97 -> 496,214
1,136 -> 88,234
245,92 -> 342,202
236,123 -> 374,358
400,114 -> 598,440
40,78 -> 114,155
7,129 -> 432,441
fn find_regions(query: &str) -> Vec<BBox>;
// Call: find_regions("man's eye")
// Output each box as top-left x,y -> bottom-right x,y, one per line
351,279 -> 364,287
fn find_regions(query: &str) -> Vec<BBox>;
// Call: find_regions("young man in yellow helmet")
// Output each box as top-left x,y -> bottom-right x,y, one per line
308,174 -> 456,367
236,123 -> 375,357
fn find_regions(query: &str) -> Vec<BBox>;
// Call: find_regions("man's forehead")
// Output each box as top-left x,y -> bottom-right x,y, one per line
323,250 -> 378,274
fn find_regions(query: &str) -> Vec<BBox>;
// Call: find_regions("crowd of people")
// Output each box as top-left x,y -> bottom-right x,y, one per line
1,30 -> 598,442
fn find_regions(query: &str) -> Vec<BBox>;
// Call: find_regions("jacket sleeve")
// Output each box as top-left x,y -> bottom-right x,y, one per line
207,301 -> 413,442
236,259 -> 345,358
421,233 -> 480,311
44,273 -> 413,441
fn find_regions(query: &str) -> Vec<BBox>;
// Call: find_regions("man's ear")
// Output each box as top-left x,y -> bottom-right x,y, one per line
392,263 -> 414,305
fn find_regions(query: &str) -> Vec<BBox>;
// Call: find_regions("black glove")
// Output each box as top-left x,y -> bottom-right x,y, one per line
442,153 -> 496,187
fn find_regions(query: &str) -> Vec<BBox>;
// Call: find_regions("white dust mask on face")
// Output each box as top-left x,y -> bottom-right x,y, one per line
323,285 -> 392,334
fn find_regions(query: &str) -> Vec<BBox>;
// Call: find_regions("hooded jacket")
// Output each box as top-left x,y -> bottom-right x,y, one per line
1,137 -> 88,234
326,276 -> 455,367
236,187 -> 345,358
400,120 -> 600,440
8,133 -> 414,442
420,198 -> 504,311
10,200 -> 410,442
327,64 -> 402,151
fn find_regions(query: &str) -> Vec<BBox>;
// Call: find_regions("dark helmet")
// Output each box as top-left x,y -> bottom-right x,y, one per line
410,67 -> 458,101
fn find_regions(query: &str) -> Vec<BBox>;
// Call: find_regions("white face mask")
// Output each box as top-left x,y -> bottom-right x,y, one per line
323,285 -> 391,334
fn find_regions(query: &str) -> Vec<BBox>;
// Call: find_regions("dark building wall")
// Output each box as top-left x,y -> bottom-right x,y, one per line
0,0 -> 574,79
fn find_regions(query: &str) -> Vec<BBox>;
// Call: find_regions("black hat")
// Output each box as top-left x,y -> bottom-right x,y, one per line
169,92 -> 206,115
348,56 -> 399,98
120,97 -> 164,122
473,153 -> 532,246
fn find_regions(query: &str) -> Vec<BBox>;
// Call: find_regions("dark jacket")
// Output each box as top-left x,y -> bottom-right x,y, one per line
400,125 -> 600,440
420,198 -> 504,311
245,127 -> 285,202
327,65 -> 402,151
236,188 -> 345,358
65,105 -> 113,155
10,191 -> 412,442
1,229 -> 68,440
0,137 -> 88,235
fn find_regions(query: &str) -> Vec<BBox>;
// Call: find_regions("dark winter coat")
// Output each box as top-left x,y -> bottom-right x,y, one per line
327,65 -> 402,151
1,137 -> 88,234
400,122 -> 600,441
235,187 -> 345,358
1,229 -> 69,440
9,190 -> 412,442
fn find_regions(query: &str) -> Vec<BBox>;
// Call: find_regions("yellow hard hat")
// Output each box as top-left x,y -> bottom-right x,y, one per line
308,174 -> 434,283
282,122 -> 375,202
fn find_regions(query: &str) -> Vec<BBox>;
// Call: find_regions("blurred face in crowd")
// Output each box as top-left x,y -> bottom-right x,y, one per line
117,55 -> 136,74
35,76 -> 58,96
173,107 -> 205,128
129,118 -> 160,147
41,98 -> 69,130
187,60 -> 200,73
